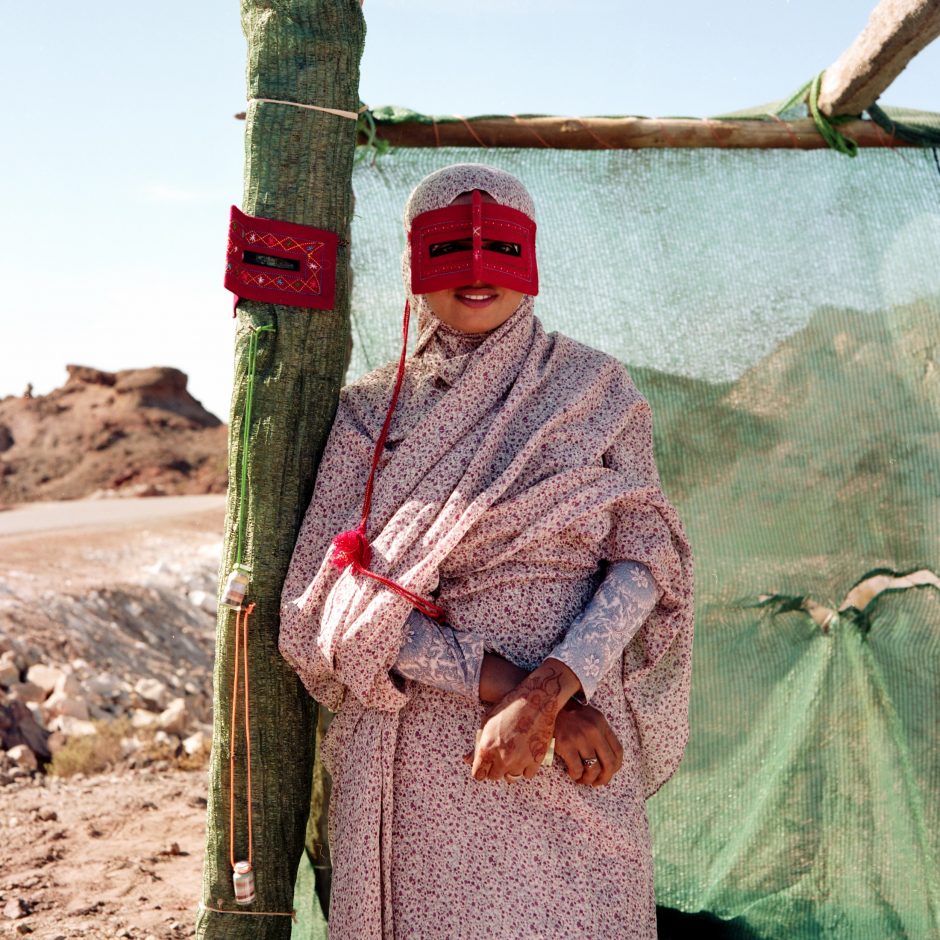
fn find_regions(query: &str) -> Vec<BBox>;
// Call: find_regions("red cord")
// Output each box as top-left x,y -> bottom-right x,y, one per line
330,300 -> 446,621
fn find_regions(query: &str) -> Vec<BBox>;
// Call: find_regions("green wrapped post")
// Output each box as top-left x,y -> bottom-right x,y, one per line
197,2 -> 365,937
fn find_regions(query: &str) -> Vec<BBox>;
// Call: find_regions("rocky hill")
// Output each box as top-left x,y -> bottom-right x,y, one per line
633,296 -> 940,603
0,365 -> 228,504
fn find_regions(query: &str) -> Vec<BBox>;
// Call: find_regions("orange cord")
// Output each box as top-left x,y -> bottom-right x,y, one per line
510,114 -> 554,149
566,117 -> 615,150
767,113 -> 800,149
228,602 -> 256,871
455,114 -> 489,148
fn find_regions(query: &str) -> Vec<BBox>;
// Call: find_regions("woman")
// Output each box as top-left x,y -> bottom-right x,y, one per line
280,164 -> 694,939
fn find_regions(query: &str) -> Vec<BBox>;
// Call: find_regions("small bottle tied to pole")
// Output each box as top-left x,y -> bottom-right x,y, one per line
221,564 -> 252,609
232,859 -> 256,905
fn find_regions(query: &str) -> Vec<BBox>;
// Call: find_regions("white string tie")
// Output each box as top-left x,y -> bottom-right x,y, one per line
249,97 -> 359,121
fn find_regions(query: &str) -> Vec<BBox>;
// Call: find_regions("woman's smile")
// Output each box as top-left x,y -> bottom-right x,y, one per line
454,286 -> 499,308
426,281 -> 524,332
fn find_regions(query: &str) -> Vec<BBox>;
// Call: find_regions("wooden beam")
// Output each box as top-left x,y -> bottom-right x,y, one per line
357,114 -> 914,150
818,0 -> 940,116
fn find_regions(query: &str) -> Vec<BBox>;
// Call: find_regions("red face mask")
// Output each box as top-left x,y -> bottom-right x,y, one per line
409,189 -> 538,296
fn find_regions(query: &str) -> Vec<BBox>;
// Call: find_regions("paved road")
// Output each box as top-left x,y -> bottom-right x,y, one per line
0,494 -> 227,539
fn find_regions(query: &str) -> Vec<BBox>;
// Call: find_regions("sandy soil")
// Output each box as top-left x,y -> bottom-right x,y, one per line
0,768 -> 207,938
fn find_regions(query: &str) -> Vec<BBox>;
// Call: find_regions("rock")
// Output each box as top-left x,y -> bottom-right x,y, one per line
25,664 -> 65,695
46,731 -> 67,755
3,898 -> 28,920
0,701 -> 51,762
52,672 -> 82,698
48,715 -> 96,737
134,677 -> 168,711
0,653 -> 18,687
156,697 -> 188,736
35,806 -> 57,822
130,709 -> 157,730
7,744 -> 38,771
182,730 -> 206,756
188,589 -> 216,614
42,690 -> 90,722
7,681 -> 45,705
1,646 -> 26,673
65,364 -> 116,387
86,672 -> 125,701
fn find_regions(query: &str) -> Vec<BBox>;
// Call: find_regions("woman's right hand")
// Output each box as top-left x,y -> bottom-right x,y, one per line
553,701 -> 623,786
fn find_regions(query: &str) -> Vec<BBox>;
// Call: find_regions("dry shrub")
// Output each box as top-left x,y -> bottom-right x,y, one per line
48,718 -> 131,777
48,718 -> 212,777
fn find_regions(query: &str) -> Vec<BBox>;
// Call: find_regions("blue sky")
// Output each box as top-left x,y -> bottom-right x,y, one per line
2,1 -> 939,420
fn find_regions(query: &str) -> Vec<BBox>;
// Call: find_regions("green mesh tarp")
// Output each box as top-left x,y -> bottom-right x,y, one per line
341,141 -> 940,939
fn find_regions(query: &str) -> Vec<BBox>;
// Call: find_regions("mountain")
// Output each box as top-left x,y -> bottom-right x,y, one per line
630,296 -> 940,604
0,366 -> 228,504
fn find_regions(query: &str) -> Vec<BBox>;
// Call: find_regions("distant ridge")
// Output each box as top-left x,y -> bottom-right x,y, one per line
0,366 -> 227,504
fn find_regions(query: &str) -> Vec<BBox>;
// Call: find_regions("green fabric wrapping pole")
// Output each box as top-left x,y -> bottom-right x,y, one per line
196,2 -> 365,937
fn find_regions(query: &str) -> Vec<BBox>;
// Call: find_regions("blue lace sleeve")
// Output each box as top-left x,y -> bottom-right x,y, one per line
392,609 -> 487,699
549,560 -> 661,702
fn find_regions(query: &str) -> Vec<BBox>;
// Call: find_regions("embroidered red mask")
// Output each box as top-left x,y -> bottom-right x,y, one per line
409,190 -> 538,296
225,205 -> 339,311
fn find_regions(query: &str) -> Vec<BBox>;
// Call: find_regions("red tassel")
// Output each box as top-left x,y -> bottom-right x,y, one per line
331,528 -> 372,571
328,299 -> 447,622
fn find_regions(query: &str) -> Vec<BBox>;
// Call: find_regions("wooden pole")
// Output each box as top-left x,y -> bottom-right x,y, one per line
355,114 -> 916,150
818,0 -> 940,116
196,2 -> 364,938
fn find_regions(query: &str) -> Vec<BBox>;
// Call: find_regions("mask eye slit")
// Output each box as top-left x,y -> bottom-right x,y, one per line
483,240 -> 521,257
242,250 -> 301,271
429,239 -> 473,258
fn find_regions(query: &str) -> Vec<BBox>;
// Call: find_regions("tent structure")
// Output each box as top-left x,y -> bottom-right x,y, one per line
201,2 -> 940,938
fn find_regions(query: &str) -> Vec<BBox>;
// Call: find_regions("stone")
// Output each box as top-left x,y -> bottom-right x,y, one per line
0,654 -> 18,687
86,672 -> 125,701
156,698 -> 187,736
53,672 -> 82,698
46,731 -> 67,755
48,715 -> 96,737
42,690 -> 90,722
25,664 -> 65,695
1,646 -> 25,672
3,898 -> 28,920
182,730 -> 207,756
134,677 -> 168,711
7,744 -> 38,771
130,709 -> 157,730
7,681 -> 45,705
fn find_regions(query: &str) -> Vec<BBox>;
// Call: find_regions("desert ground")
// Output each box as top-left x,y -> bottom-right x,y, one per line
0,496 -> 226,938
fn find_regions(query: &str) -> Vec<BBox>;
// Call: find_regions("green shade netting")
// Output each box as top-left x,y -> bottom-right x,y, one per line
294,140 -> 940,939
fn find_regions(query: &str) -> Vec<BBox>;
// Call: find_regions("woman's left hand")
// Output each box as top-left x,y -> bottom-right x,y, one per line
467,660 -> 579,781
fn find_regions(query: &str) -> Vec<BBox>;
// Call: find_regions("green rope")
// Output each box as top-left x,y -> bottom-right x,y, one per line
235,324 -> 276,568
356,105 -> 393,164
808,71 -> 859,158
774,78 -> 812,119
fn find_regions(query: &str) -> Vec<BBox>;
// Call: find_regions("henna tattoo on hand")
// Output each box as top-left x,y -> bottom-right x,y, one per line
506,666 -> 563,762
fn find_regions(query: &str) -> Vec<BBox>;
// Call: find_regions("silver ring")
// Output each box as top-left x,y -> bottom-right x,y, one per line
581,757 -> 599,767
506,774 -> 524,782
